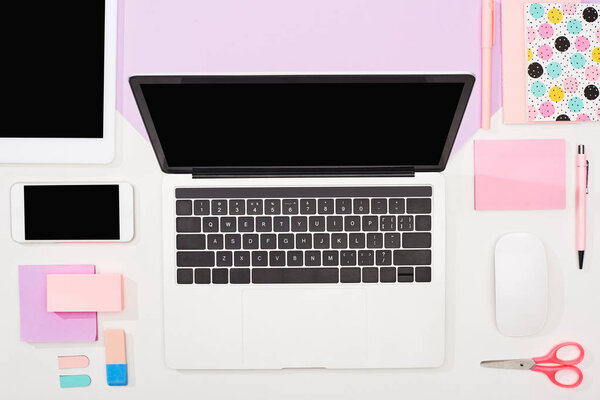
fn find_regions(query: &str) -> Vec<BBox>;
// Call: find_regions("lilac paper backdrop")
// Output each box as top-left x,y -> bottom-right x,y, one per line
117,0 -> 504,150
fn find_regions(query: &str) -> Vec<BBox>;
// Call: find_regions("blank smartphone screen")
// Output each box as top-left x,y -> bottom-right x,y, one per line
24,185 -> 120,240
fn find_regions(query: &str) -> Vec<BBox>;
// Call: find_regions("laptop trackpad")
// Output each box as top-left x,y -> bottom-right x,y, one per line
242,288 -> 367,368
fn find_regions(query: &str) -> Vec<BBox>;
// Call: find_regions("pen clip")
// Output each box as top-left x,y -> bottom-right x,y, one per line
586,160 -> 589,194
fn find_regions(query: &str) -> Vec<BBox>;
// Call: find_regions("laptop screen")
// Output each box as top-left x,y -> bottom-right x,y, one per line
132,75 -> 474,174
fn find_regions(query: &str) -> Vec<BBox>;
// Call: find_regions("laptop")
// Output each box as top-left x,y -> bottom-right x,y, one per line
130,73 -> 475,369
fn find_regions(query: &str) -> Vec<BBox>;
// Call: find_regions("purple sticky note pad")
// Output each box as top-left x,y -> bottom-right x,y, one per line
18,265 -> 97,342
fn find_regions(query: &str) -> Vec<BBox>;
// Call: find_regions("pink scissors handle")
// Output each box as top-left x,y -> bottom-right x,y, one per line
531,365 -> 583,388
533,342 -> 584,365
532,342 -> 585,388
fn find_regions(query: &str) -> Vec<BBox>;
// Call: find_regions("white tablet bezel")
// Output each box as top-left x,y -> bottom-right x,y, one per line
10,182 -> 134,243
0,0 -> 117,164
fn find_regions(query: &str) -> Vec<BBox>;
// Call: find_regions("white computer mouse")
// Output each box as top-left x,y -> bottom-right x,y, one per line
495,233 -> 548,337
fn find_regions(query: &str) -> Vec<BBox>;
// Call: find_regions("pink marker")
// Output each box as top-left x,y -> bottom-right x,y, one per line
481,0 -> 495,130
576,145 -> 589,269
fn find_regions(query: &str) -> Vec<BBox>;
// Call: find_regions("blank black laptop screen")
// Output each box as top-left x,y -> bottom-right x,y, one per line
138,78 -> 467,169
0,2 -> 105,138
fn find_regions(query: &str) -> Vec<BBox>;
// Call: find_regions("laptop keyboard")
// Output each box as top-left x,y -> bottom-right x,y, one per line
174,187 -> 432,284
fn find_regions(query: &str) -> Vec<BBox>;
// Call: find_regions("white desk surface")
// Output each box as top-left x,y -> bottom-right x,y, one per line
1,112 -> 599,399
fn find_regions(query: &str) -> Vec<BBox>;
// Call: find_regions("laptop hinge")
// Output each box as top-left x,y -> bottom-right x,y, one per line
191,167 -> 416,179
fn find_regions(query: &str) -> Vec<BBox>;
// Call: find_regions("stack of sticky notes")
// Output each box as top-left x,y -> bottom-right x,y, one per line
18,265 -> 123,342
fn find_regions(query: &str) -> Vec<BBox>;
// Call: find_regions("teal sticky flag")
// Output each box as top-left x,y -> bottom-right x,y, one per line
59,375 -> 91,388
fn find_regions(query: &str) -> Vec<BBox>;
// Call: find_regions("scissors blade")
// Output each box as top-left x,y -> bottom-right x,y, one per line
480,359 -> 535,370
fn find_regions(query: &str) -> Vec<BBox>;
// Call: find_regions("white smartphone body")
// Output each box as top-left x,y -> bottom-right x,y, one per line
10,182 -> 134,243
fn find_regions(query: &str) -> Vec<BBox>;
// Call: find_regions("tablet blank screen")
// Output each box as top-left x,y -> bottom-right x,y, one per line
0,2 -> 105,138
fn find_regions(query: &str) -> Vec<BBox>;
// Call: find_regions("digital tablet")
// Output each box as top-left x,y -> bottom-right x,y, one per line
0,0 -> 117,164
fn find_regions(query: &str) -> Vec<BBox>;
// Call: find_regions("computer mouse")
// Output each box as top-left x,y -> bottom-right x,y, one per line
495,233 -> 548,337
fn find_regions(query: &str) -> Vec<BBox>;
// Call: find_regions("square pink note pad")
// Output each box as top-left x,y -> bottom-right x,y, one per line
474,139 -> 566,210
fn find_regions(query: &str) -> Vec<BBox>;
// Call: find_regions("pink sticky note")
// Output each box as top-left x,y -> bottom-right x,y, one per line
474,139 -> 566,210
18,265 -> 97,342
47,274 -> 123,312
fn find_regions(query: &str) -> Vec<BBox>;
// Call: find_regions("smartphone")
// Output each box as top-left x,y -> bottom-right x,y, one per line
11,182 -> 134,243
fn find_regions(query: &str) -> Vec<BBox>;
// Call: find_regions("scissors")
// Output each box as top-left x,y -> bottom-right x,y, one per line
480,342 -> 584,388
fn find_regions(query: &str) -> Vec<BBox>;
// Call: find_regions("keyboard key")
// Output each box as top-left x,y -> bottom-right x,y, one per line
177,268 -> 193,284
341,250 -> 357,266
344,216 -> 361,231
349,233 -> 365,249
247,200 -> 263,215
340,267 -> 361,283
336,199 -> 352,214
243,234 -> 259,249
234,251 -> 250,267
212,268 -> 228,284
212,200 -> 227,215
416,215 -> 431,231
252,251 -> 268,266
323,251 -> 339,266
230,268 -> 250,284
216,251 -> 233,267
305,251 -> 321,266
194,200 -> 210,215
296,234 -> 312,249
207,234 -> 224,249
403,233 -> 431,248
269,251 -> 286,266
397,267 -> 414,282
384,233 -> 400,249
358,250 -> 374,265
278,234 -> 294,249
177,234 -> 205,250
238,217 -> 254,232
415,267 -> 432,282
287,251 -> 303,266
300,199 -> 317,214
362,216 -> 378,231
314,233 -> 330,249
203,217 -> 219,232
389,198 -> 405,214
353,199 -> 370,214
252,268 -> 339,284
291,216 -> 308,232
393,250 -> 431,265
194,268 -> 211,284
273,216 -> 290,232
229,199 -> 245,215
331,233 -> 348,249
177,251 -> 215,267
256,217 -> 272,232
282,199 -> 299,214
304,250 -> 321,267
260,234 -> 277,249
362,267 -> 378,283
265,199 -> 281,215
318,199 -> 334,214
371,198 -> 387,214
309,216 -> 325,232
380,216 -> 396,231
380,267 -> 396,282
176,200 -> 192,215
407,198 -> 431,214
176,217 -> 202,232
376,250 -> 392,266
398,216 -> 414,231
367,233 -> 383,249
326,216 -> 343,231
220,217 -> 237,232
225,234 -> 241,249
